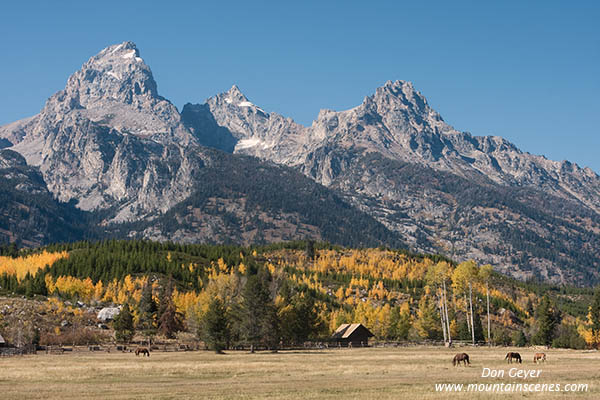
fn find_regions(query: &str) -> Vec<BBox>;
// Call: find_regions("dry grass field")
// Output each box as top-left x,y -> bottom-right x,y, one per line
0,346 -> 598,399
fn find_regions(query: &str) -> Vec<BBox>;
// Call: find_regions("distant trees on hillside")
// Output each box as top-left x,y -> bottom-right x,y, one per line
0,240 -> 596,350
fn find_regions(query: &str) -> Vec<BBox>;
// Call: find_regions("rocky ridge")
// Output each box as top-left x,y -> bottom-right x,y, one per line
187,81 -> 600,284
0,42 -> 403,250
2,42 -> 600,284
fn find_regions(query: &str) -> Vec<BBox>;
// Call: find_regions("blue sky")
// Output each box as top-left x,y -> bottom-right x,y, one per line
1,1 -> 599,171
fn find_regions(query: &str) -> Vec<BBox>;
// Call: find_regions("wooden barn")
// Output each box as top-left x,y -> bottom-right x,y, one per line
331,323 -> 374,347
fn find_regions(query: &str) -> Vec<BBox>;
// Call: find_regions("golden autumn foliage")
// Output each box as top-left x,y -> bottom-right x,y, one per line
0,251 -> 68,281
45,274 -> 147,304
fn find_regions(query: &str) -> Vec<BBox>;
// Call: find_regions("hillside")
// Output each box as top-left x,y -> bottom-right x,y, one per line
0,241 -> 596,351
0,150 -> 89,246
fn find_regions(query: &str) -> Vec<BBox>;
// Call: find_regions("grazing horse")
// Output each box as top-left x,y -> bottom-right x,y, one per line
505,352 -> 522,364
135,347 -> 150,357
452,353 -> 470,366
533,353 -> 546,363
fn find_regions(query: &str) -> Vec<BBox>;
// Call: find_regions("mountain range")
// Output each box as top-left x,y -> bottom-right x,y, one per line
2,41 -> 599,285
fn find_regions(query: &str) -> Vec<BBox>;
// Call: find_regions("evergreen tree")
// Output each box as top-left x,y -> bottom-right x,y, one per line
157,278 -> 182,338
113,303 -> 135,343
472,310 -> 485,342
414,296 -> 443,340
137,280 -> 157,338
512,330 -> 527,347
589,287 -> 600,348
552,323 -> 586,349
305,240 -> 315,261
241,270 -> 279,352
457,317 -> 471,340
388,306 -> 411,340
532,295 -> 561,346
492,327 -> 512,346
201,298 -> 230,353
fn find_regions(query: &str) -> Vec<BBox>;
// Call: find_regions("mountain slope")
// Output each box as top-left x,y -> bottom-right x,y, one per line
0,42 -> 404,250
0,150 -> 89,246
187,81 -> 600,284
109,150 -> 405,248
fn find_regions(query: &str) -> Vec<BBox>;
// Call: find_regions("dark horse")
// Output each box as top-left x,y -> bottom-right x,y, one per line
452,353 -> 470,366
135,347 -> 150,357
505,352 -> 522,364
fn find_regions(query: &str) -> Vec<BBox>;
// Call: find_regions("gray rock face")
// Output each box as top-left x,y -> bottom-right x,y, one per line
0,42 -> 201,222
200,85 -> 310,166
203,80 -> 600,212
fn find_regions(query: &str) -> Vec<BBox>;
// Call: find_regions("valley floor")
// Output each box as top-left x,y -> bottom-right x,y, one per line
0,346 -> 597,399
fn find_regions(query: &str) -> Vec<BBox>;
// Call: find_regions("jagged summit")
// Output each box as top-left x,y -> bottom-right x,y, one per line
0,41 -> 196,220
54,41 -> 160,111
95,41 -> 140,60
224,84 -> 248,103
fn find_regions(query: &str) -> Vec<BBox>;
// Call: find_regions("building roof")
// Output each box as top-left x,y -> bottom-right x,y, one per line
331,323 -> 374,339
0,333 -> 5,344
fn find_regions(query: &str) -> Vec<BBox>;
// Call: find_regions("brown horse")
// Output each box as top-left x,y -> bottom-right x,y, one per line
452,353 -> 470,366
135,347 -> 150,357
505,352 -> 522,364
533,353 -> 546,363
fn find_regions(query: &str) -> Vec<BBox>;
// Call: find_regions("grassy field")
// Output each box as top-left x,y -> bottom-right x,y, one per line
0,347 -> 598,399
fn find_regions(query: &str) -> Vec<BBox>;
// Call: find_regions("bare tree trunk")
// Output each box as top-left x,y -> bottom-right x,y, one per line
486,281 -> 491,346
439,298 -> 447,344
443,280 -> 451,346
464,294 -> 471,334
438,288 -> 447,344
469,282 -> 475,345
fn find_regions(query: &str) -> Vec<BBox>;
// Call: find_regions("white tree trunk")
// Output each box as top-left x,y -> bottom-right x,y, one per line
486,281 -> 491,345
464,294 -> 471,334
443,280 -> 451,345
469,282 -> 475,345
439,299 -> 447,344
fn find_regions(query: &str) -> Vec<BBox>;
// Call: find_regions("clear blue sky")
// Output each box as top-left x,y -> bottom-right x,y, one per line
1,1 -> 599,171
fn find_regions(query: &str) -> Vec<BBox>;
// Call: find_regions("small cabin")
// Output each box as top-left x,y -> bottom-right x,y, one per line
331,323 -> 374,347
0,333 -> 5,347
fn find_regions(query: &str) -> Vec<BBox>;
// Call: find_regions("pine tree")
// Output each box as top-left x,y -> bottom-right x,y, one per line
137,280 -> 157,338
157,278 -> 182,338
114,303 -> 135,343
589,287 -> 600,348
241,270 -> 278,352
512,330 -> 527,347
389,306 -> 411,340
414,296 -> 443,340
201,298 -> 230,353
532,295 -> 561,346
305,240 -> 315,261
472,309 -> 484,343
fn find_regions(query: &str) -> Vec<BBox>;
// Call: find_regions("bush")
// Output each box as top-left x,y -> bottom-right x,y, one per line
492,327 -> 512,346
512,330 -> 528,347
40,328 -> 108,346
552,324 -> 587,349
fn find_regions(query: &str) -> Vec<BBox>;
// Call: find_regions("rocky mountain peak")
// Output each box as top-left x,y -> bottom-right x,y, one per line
224,84 -> 248,103
53,41 -> 160,111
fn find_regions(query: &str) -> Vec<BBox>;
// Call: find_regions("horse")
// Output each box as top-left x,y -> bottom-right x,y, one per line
533,353 -> 546,363
452,353 -> 470,366
135,347 -> 150,357
505,352 -> 522,364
